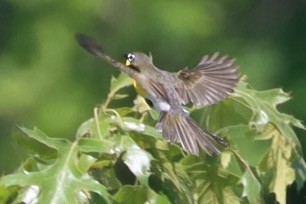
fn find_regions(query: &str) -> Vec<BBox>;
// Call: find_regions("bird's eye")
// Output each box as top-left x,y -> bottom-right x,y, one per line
127,53 -> 135,62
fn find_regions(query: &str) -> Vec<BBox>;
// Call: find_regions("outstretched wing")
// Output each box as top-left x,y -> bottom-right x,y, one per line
173,53 -> 239,107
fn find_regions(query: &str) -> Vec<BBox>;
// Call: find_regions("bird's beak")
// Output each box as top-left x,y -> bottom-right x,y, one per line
125,60 -> 140,72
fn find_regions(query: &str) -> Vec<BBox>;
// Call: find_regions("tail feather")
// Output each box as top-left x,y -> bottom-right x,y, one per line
159,112 -> 224,156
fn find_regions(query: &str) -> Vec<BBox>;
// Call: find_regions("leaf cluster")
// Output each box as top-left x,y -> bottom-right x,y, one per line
0,73 -> 305,204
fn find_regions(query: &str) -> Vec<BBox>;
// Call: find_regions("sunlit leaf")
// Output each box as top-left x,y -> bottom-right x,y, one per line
258,125 -> 296,204
115,136 -> 153,185
110,73 -> 132,93
0,128 -> 111,204
121,117 -> 162,140
133,95 -> 151,113
123,147 -> 152,185
0,185 -> 19,204
115,107 -> 135,116
112,94 -> 129,100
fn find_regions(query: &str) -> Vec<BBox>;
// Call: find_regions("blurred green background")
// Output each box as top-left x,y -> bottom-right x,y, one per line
0,0 -> 305,173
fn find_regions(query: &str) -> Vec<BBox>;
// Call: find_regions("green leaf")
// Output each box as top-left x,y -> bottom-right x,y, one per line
292,154 -> 306,190
78,138 -> 112,154
114,185 -> 171,204
0,127 -> 111,204
78,154 -> 97,173
115,107 -> 135,116
241,168 -> 263,204
122,147 -> 152,185
76,113 -> 112,140
234,78 -> 305,146
114,186 -> 149,204
153,194 -> 171,204
115,136 -> 153,185
223,125 -> 271,167
220,151 -> 243,178
76,118 -> 96,139
113,94 -> 129,100
13,127 -> 58,161
180,156 -> 241,204
221,150 -> 263,203
133,95 -> 152,113
122,117 -> 162,140
198,98 -> 251,132
110,72 -> 132,93
0,185 -> 19,204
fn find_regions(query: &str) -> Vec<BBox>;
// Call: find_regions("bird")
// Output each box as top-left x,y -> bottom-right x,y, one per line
75,33 -> 239,156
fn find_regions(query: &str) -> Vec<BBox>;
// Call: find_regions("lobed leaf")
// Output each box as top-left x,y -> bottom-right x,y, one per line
233,78 -> 305,146
110,73 -> 132,94
0,127 -> 111,204
257,125 -> 296,204
1,74 -> 306,204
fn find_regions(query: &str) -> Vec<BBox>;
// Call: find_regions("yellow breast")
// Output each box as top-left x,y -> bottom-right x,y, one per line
131,79 -> 147,97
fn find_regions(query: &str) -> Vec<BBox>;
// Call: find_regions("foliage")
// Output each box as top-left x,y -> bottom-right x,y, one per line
0,73 -> 305,204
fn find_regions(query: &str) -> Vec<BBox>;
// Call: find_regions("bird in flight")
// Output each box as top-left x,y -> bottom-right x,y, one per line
76,33 -> 239,156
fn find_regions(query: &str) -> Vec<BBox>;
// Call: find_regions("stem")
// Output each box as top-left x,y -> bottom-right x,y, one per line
94,107 -> 104,142
100,92 -> 114,112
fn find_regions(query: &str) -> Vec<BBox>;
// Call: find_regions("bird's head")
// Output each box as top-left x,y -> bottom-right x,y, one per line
125,52 -> 153,72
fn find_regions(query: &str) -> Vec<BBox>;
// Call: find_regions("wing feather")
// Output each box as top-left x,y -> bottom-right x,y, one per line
174,53 -> 239,107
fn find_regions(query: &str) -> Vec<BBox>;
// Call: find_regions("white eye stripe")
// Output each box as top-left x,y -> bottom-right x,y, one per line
127,53 -> 135,62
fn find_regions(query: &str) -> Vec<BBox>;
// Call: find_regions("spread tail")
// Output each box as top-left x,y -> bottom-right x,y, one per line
158,112 -> 226,156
